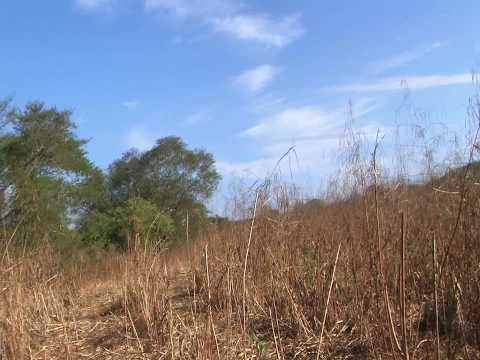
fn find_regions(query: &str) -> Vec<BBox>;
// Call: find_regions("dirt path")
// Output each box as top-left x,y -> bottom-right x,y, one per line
32,269 -> 193,359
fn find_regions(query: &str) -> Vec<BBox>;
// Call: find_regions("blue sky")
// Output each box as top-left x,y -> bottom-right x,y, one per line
1,1 -> 480,206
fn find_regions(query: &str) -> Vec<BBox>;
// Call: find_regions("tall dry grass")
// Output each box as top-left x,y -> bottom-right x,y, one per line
191,173 -> 480,358
2,90 -> 480,359
186,89 -> 480,358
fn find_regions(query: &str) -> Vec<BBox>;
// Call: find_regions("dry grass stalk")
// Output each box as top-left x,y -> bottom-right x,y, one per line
439,99 -> 480,276
372,133 -> 402,355
205,244 -> 221,359
269,307 -> 282,360
242,191 -> 259,332
400,212 -> 409,360
432,233 -> 441,360
316,241 -> 342,360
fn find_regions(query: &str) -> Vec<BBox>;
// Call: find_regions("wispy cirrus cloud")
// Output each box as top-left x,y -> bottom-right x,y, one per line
233,65 -> 280,93
242,106 -> 341,140
242,99 -> 376,141
75,0 -> 113,11
211,13 -> 304,48
369,41 -> 447,74
145,0 -> 304,48
145,0 -> 238,17
78,0 -> 305,47
219,99 -> 380,179
326,73 -> 473,93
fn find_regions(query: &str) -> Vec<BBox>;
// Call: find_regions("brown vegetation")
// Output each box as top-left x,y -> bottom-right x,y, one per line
2,100 -> 480,359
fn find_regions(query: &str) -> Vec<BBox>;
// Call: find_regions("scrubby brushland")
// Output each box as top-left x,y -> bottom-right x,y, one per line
2,92 -> 480,359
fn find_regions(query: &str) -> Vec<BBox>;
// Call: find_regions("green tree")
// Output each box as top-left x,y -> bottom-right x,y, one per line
0,98 -> 12,213
81,197 -> 174,250
0,102 -> 102,245
108,136 -> 221,240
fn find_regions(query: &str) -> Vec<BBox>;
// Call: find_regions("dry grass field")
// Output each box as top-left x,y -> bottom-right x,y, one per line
2,159 -> 480,359
2,97 -> 480,359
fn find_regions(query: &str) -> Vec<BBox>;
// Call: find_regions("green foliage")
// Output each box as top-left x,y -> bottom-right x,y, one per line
107,136 -> 221,240
125,197 -> 175,247
80,211 -> 119,248
81,198 -> 174,249
1,98 -> 220,250
0,101 -> 102,244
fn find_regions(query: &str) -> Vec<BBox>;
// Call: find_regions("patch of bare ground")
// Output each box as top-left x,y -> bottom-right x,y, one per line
26,281 -> 122,359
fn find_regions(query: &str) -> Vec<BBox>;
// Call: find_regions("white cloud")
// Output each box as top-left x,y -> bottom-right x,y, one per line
233,65 -> 279,93
242,106 -> 342,140
77,0 -> 304,47
145,0 -> 304,48
211,13 -> 304,48
145,0 -> 238,17
327,73 -> 473,93
217,137 -> 341,181
224,100 -> 379,179
125,127 -> 155,151
75,0 -> 113,10
369,41 -> 447,74
242,99 -> 377,141
122,100 -> 140,109
218,124 -> 388,181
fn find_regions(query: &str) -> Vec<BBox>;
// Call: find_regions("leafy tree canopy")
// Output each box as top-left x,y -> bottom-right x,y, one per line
0,102 -> 103,244
108,136 -> 221,239
81,197 -> 174,250
0,99 -> 221,250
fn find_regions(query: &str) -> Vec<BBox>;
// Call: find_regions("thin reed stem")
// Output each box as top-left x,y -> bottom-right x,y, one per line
316,241 -> 342,360
432,233 -> 441,360
205,245 -> 221,359
400,212 -> 409,360
242,191 -> 259,332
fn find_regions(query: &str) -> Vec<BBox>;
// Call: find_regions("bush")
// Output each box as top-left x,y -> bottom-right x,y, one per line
81,197 -> 174,250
